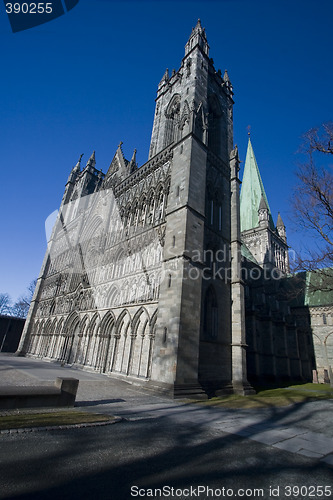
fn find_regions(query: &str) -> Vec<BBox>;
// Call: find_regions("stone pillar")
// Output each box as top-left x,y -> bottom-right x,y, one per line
230,146 -> 255,395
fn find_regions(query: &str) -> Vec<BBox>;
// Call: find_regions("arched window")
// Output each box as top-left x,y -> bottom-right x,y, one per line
207,94 -> 223,156
156,188 -> 165,223
139,197 -> 147,226
203,286 -> 218,340
164,94 -> 181,147
147,192 -> 155,225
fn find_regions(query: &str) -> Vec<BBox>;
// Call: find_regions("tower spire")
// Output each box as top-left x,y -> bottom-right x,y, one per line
74,153 -> 83,171
276,212 -> 287,242
86,151 -> 96,170
185,19 -> 209,56
240,137 -> 274,232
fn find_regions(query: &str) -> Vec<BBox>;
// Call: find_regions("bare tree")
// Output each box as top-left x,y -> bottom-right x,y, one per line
292,122 -> 333,291
11,299 -> 30,319
0,293 -> 12,315
11,279 -> 37,319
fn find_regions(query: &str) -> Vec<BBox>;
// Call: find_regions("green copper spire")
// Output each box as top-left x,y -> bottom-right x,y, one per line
240,138 -> 275,232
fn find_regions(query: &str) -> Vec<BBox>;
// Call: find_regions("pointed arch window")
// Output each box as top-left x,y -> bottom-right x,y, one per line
208,94 -> 223,157
164,94 -> 181,147
203,286 -> 218,340
218,204 -> 222,231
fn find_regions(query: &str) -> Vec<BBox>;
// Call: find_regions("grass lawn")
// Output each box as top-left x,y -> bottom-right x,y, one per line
196,383 -> 333,409
0,410 -> 117,430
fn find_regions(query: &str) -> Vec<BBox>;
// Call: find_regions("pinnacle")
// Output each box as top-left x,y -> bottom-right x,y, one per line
73,153 -> 83,171
86,151 -> 96,168
223,69 -> 230,82
259,195 -> 268,211
276,212 -> 285,227
185,20 -> 209,57
131,148 -> 137,162
159,68 -> 169,85
195,18 -> 202,29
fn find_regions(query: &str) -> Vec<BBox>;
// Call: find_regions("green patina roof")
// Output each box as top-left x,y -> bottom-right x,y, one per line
240,138 -> 275,232
304,270 -> 333,307
241,243 -> 259,265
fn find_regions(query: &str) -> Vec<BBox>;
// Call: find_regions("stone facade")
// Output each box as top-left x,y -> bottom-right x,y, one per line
17,21 -> 332,395
18,21 -> 248,397
310,305 -> 333,383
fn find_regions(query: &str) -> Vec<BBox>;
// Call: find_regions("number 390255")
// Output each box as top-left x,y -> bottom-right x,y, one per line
5,3 -> 53,14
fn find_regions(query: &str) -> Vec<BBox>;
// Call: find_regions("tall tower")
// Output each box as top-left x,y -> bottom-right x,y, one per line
240,137 -> 289,274
18,22 -> 252,398
148,20 -> 236,396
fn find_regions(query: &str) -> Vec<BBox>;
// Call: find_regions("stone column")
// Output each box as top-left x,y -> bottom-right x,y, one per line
230,146 -> 255,394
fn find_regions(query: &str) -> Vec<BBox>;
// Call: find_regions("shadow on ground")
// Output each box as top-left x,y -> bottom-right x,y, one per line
0,398 -> 332,500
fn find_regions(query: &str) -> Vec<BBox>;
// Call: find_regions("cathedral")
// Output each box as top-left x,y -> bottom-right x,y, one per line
18,21 -> 330,396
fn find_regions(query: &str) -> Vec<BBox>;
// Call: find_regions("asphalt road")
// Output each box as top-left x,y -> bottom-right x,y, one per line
1,417 -> 332,500
0,354 -> 332,499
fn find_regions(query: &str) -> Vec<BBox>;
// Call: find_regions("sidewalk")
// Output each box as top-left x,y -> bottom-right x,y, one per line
1,353 -> 333,467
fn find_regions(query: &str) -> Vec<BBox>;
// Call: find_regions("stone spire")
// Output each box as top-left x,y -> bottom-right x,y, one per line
86,151 -> 96,170
185,18 -> 209,56
240,137 -> 274,232
258,195 -> 269,227
129,148 -> 137,173
66,154 -> 83,184
74,153 -> 83,171
276,212 -> 285,228
159,68 -> 169,88
276,212 -> 287,242
105,141 -> 131,182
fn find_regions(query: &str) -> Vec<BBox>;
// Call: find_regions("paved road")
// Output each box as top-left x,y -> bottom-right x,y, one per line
0,354 -> 332,499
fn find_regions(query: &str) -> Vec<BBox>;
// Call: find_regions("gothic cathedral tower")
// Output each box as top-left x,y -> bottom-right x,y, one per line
148,20 -> 241,396
18,21 -> 253,398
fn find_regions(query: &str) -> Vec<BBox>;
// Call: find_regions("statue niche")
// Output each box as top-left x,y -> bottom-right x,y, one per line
163,94 -> 181,148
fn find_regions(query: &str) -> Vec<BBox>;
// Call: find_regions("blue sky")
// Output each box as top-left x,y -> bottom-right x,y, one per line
0,0 -> 332,301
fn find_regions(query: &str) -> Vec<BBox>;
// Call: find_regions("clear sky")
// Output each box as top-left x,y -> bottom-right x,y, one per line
1,0 -> 332,301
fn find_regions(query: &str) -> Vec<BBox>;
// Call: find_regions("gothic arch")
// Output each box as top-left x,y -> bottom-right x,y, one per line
63,311 -> 80,334
100,311 -> 116,336
132,306 -> 150,335
81,215 -> 103,247
79,314 -> 89,332
128,307 -> 151,378
165,93 -> 181,117
49,299 -> 56,315
150,308 -> 158,335
88,312 -> 100,335
155,184 -> 166,223
164,94 -> 181,147
179,99 -> 190,139
208,93 -> 223,156
44,318 -> 52,334
56,317 -> 64,333
50,318 -> 57,333
106,284 -> 119,307
131,199 -> 139,226
96,311 -> 116,373
115,309 -> 131,336
203,285 -> 218,340
146,189 -> 156,226
110,309 -> 132,374
34,319 -> 40,333
124,203 -> 132,227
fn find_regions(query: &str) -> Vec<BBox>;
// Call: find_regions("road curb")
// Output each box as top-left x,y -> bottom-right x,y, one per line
0,416 -> 123,434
